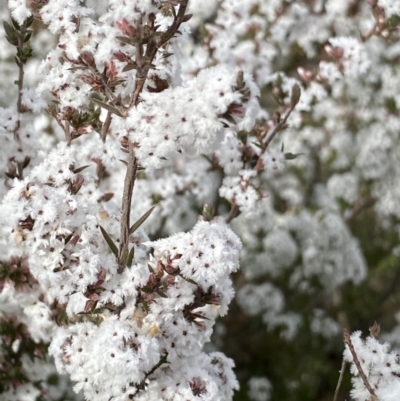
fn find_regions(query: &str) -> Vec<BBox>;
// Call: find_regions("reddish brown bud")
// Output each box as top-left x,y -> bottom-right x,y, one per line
80,51 -> 95,67
120,136 -> 129,148
116,18 -> 138,37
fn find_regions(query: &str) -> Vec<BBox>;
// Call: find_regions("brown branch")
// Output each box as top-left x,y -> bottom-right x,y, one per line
263,104 -> 295,151
345,197 -> 376,222
119,142 -> 137,272
52,115 -> 72,145
225,204 -> 240,224
343,329 -> 378,401
13,20 -> 28,179
118,5 -> 190,270
157,0 -> 189,48
333,357 -> 347,401
362,21 -> 378,41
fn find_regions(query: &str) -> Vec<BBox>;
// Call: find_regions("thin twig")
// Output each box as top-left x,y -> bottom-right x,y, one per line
52,114 -> 72,145
126,1 -> 189,111
100,111 -> 112,143
345,197 -> 376,222
119,3 -> 190,268
131,355 -> 168,397
333,357 -> 347,401
225,204 -> 239,224
14,20 -> 28,179
157,0 -> 189,48
343,329 -> 378,400
263,105 -> 295,151
119,142 -> 137,272
252,101 -> 297,172
95,111 -> 113,185
87,64 -> 119,105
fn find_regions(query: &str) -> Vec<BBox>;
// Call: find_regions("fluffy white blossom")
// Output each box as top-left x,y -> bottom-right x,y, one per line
344,332 -> 400,401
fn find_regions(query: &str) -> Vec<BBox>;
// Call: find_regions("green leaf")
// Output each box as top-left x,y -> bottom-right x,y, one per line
284,152 -> 304,160
23,156 -> 31,168
126,246 -> 135,267
90,92 -> 103,101
23,31 -> 32,43
11,18 -> 20,30
26,15 -> 34,28
290,83 -> 301,108
162,52 -> 174,59
115,36 -> 140,45
99,225 -> 119,257
91,98 -> 123,117
142,301 -> 149,313
3,20 -> 13,36
122,63 -> 137,72
73,165 -> 90,174
141,286 -> 152,294
5,171 -> 16,179
64,233 -> 73,245
182,13 -> 193,22
121,249 -> 129,265
129,204 -> 158,235
3,20 -> 18,46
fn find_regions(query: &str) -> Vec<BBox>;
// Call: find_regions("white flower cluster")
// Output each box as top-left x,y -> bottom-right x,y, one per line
126,65 -> 259,170
329,37 -> 371,77
247,377 -> 272,401
2,0 -> 400,400
345,332 -> 400,401
45,221 -> 241,401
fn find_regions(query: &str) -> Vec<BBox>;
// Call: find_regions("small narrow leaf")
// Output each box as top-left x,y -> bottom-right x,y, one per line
116,36 -> 140,45
99,225 -> 119,257
121,249 -> 129,265
142,301 -> 149,313
64,233 -> 73,245
129,204 -> 157,235
126,246 -> 135,267
11,18 -> 20,30
290,83 -> 301,108
284,152 -> 304,160
141,286 -> 152,294
115,36 -> 134,45
23,31 -> 32,43
73,165 -> 90,174
98,192 -> 114,202
182,13 -> 193,22
3,21 -> 14,37
162,52 -> 174,59
26,15 -> 34,27
90,92 -> 103,101
22,157 -> 31,169
122,63 -> 137,72
91,98 -> 123,117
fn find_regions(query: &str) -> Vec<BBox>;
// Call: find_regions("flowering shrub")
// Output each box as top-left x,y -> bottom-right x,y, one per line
1,1 -> 400,401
